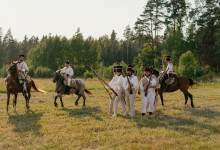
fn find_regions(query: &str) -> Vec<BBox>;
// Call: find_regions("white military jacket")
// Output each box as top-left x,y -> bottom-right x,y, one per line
140,76 -> 157,93
109,75 -> 124,91
18,61 -> 29,72
123,75 -> 138,91
62,66 -> 74,77
109,75 -> 118,91
166,62 -> 173,74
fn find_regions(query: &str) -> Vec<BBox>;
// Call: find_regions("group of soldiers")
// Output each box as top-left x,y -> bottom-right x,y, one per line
107,56 -> 174,118
5,54 -> 174,118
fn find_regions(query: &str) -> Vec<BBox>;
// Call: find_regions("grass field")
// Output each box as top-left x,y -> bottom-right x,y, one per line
0,78 -> 220,149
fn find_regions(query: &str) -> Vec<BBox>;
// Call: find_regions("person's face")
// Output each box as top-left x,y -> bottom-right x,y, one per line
19,56 -> 24,61
127,71 -> 132,76
145,71 -> 150,76
116,72 -> 121,76
113,72 -> 116,76
65,63 -> 70,67
166,61 -> 169,64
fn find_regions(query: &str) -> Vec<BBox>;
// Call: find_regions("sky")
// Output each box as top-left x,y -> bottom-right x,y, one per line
0,0 -> 148,41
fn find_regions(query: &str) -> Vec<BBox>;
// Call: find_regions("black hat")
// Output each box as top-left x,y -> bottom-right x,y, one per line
113,66 -> 117,72
166,56 -> 171,61
19,54 -> 24,58
127,64 -> 134,72
144,67 -> 151,72
116,66 -> 122,73
66,60 -> 70,64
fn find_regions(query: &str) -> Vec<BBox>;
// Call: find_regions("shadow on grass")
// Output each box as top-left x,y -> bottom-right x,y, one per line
133,109 -> 219,135
188,108 -> 220,119
8,110 -> 43,136
62,106 -> 103,121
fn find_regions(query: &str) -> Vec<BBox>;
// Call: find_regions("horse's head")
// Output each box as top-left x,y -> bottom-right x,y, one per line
53,70 -> 64,83
8,61 -> 18,75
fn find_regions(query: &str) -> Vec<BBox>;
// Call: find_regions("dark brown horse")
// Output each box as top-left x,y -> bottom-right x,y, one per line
153,70 -> 195,108
6,62 -> 45,113
158,76 -> 194,107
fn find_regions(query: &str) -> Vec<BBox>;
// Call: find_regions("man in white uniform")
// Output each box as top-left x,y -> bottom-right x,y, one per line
108,66 -> 126,114
111,66 -> 127,117
5,54 -> 30,92
123,65 -> 138,118
62,60 -> 74,94
140,67 -> 157,116
161,56 -> 174,92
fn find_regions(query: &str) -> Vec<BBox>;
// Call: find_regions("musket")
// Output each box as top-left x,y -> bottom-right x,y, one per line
145,74 -> 153,97
122,71 -> 133,94
90,67 -> 118,97
161,57 -> 165,72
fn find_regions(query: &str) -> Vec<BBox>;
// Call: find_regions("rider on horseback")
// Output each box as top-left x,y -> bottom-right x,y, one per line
5,54 -> 31,93
61,60 -> 74,94
161,56 -> 174,92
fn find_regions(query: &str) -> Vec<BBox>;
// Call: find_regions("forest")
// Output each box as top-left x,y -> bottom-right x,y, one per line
0,0 -> 219,80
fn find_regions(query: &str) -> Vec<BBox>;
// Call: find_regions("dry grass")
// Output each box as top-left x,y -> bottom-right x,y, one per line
0,78 -> 219,149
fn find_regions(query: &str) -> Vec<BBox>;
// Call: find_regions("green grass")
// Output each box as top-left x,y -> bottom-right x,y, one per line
0,78 -> 219,149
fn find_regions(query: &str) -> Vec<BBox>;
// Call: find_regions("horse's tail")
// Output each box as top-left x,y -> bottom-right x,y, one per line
85,88 -> 92,95
188,78 -> 195,86
31,79 -> 47,93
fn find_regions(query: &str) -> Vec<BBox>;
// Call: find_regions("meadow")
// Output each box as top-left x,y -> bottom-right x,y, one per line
0,78 -> 220,149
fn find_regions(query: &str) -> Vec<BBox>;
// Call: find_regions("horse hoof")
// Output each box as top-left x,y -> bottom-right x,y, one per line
61,105 -> 64,107
54,103 -> 58,107
6,110 -> 8,114
83,105 -> 86,107
75,103 -> 78,106
191,105 -> 195,108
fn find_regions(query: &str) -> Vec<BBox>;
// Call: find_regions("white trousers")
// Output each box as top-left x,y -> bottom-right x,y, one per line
142,89 -> 156,113
113,90 -> 127,115
125,89 -> 136,117
109,94 -> 126,114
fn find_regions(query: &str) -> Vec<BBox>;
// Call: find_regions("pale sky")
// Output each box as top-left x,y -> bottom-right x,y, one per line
0,0 -> 148,41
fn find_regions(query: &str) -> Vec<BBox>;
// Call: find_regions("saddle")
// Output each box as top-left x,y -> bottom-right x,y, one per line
165,74 -> 176,85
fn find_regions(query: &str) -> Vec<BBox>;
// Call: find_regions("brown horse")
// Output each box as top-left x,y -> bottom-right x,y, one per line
6,62 -> 45,113
157,73 -> 195,108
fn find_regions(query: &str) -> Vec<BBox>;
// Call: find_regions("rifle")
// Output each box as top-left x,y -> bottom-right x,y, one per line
145,74 -> 153,97
122,71 -> 133,94
90,67 -> 118,97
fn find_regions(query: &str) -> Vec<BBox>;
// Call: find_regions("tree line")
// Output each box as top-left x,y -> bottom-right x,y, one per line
0,0 -> 219,80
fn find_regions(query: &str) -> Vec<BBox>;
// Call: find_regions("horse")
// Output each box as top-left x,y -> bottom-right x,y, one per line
153,70 -> 195,108
52,70 -> 92,107
6,62 -> 45,113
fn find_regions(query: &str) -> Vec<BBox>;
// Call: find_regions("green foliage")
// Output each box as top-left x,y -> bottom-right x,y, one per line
34,67 -> 53,78
177,51 -> 203,79
0,64 -> 9,77
83,70 -> 94,79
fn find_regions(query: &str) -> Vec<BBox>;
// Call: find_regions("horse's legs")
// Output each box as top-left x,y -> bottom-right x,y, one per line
75,94 -> 81,106
160,93 -> 164,106
188,92 -> 194,108
60,96 -> 64,107
184,94 -> 188,104
13,93 -> 18,112
23,92 -> 29,109
54,95 -> 58,107
6,92 -> 10,113
81,93 -> 86,106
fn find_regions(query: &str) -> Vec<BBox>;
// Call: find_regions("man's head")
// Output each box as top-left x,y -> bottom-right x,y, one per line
65,60 -> 70,67
144,67 -> 151,76
113,66 -> 117,76
19,54 -> 25,61
166,56 -> 171,64
116,66 -> 122,76
127,64 -> 134,77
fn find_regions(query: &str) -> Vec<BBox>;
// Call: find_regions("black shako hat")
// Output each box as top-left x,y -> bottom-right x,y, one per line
113,66 -> 117,72
116,66 -> 122,73
19,54 -> 24,58
66,60 -> 70,64
144,67 -> 151,72
127,64 -> 134,72
166,56 -> 171,61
